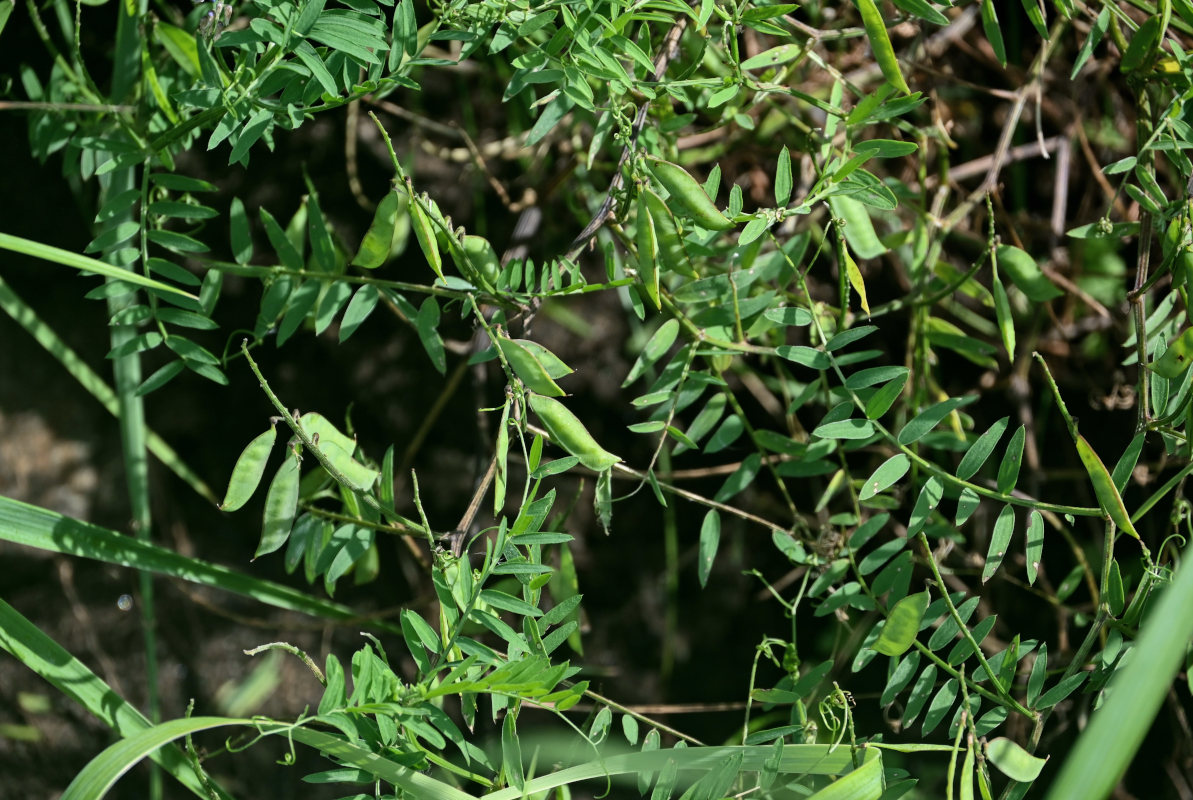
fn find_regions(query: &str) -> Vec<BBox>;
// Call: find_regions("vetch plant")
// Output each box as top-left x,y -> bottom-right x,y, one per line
3,0 -> 1193,798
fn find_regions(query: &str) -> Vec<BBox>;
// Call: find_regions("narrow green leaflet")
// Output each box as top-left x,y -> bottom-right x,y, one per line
922,679 -> 958,735
1025,510 -> 1044,585
866,374 -> 909,419
1020,0 -> 1049,37
775,146 -> 792,206
897,396 -> 976,445
624,319 -> 680,386
982,505 -> 1016,583
903,664 -> 938,726
814,418 -> 877,440
1111,432 -> 1146,493
956,417 -> 1008,479
417,296 -> 447,374
981,0 -> 1007,66
698,509 -> 720,588
502,711 -> 524,791
1076,435 -> 1141,539
339,284 -> 380,342
0,232 -> 197,299
997,425 -> 1026,494
229,196 -> 253,264
996,245 -> 1062,301
856,0 -> 911,94
860,454 -> 910,500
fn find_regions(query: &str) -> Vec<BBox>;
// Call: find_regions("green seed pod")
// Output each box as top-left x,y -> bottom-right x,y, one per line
351,189 -> 402,269
496,336 -> 567,397
644,156 -> 734,231
641,188 -> 698,278
527,394 -> 621,471
409,198 -> 444,282
257,451 -> 301,559
873,590 -> 929,656
635,191 -> 661,310
456,234 -> 500,291
1076,435 -> 1141,540
511,339 -> 573,379
985,737 -> 1047,782
221,424 -> 277,511
299,412 -> 380,491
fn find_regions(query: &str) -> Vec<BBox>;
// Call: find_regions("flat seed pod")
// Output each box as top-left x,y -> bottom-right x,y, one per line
635,191 -> 661,309
496,336 -> 566,397
986,737 -> 1047,782
220,425 -> 277,511
351,189 -> 401,269
511,339 -> 574,380
299,412 -> 357,455
409,198 -> 444,281
874,591 -> 929,656
1076,435 -> 1141,540
299,412 -> 379,491
457,234 -> 500,291
528,394 -> 621,471
257,451 -> 300,559
644,156 -> 734,231
641,188 -> 697,278
320,440 -> 379,491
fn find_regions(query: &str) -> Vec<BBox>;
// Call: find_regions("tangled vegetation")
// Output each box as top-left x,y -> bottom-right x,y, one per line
3,0 -> 1193,798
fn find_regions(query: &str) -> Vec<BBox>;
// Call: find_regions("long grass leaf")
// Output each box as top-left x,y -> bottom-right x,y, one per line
0,598 -> 231,799
60,716 -> 247,800
0,495 -> 390,628
1043,545 -> 1193,800
0,232 -> 197,299
486,744 -> 883,800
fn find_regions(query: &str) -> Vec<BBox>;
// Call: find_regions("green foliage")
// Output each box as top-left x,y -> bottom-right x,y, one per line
8,0 -> 1193,797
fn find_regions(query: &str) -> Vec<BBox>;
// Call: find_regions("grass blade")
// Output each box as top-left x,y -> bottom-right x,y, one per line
1043,541 -> 1193,799
0,232 -> 197,299
0,495 -> 391,628
0,598 -> 231,799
